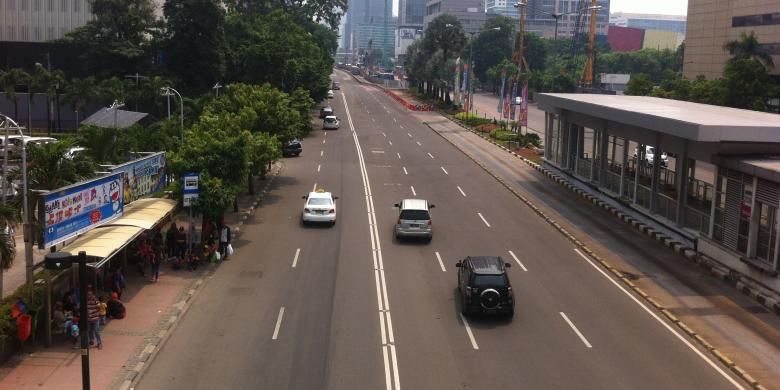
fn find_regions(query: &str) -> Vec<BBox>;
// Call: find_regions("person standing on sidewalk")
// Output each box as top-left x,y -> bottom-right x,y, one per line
219,223 -> 231,259
150,242 -> 162,282
86,290 -> 103,349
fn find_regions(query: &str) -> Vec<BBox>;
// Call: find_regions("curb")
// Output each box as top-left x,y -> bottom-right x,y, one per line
423,120 -> 763,389
116,164 -> 284,390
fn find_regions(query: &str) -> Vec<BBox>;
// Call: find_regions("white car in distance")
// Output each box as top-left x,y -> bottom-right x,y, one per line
301,189 -> 338,225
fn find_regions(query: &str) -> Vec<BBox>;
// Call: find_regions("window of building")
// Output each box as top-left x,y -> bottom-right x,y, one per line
7,0 -> 15,10
73,0 -> 78,11
47,0 -> 52,11
21,0 -> 27,10
34,26 -> 41,40
47,26 -> 53,40
7,26 -> 15,40
756,202 -> 777,263
61,0 -> 67,12
732,13 -> 780,27
34,0 -> 39,10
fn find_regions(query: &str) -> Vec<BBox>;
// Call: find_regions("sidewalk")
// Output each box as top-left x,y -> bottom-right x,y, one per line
0,168 -> 280,389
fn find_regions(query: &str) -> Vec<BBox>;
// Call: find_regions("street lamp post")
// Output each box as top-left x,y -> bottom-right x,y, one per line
0,114 -> 30,296
44,251 -> 90,390
213,82 -> 223,97
160,87 -> 184,145
108,100 -> 125,129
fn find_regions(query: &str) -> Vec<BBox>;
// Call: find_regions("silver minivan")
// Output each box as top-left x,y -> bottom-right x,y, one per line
393,199 -> 435,241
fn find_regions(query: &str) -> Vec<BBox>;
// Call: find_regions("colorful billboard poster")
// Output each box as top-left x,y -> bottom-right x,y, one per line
497,69 -> 507,114
453,58 -> 461,106
520,81 -> 529,126
44,173 -> 124,248
110,152 -> 166,205
509,81 -> 518,121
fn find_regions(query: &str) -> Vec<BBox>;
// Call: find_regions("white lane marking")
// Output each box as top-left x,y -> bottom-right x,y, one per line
393,117 -> 397,122
457,186 -> 467,197
317,164 -> 321,173
560,312 -> 592,348
372,118 -> 376,122
272,307 -> 285,340
416,141 -> 422,146
459,313 -> 480,350
478,212 -> 491,227
573,249 -> 744,389
382,132 -> 386,137
508,250 -> 528,271
410,186 -> 417,196
324,131 -> 327,137
435,252 -> 446,272
407,133 -> 413,138
292,248 -> 301,268
323,139 -> 326,144
312,183 -> 317,192
427,152 -> 435,159
400,125 -> 404,129
389,140 -> 393,146
403,167 -> 408,175
342,92 -> 401,390
441,167 -> 449,175
371,150 -> 385,154
320,150 -> 324,157
396,152 -> 401,159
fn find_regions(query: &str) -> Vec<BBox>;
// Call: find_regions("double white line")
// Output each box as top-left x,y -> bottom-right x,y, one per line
342,93 -> 401,390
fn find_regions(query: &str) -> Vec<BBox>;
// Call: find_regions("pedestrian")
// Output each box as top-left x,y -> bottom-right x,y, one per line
98,296 -> 107,325
86,290 -> 102,349
52,301 -> 66,334
166,222 -> 178,257
112,267 -> 125,299
107,292 -> 126,319
219,223 -> 231,259
176,226 -> 187,258
150,243 -> 162,282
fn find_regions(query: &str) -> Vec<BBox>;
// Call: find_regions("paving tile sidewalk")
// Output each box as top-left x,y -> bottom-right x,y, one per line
0,168 -> 279,390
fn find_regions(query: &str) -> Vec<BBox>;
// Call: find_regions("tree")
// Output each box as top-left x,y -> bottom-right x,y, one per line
0,203 -> 21,297
224,0 -> 346,30
422,15 -> 466,104
723,31 -> 774,69
1,68 -> 29,123
163,0 -> 227,94
723,58 -> 776,110
63,77 -> 101,121
60,0 -> 161,77
470,16 -> 515,84
625,73 -> 654,96
31,65 -> 65,135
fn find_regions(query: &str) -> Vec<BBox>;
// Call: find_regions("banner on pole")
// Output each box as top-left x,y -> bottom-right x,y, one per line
509,81 -> 518,121
497,69 -> 506,114
520,81 -> 529,127
453,58 -> 461,106
461,62 -> 470,112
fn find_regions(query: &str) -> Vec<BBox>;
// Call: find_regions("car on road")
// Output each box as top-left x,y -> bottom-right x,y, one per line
282,139 -> 302,157
393,199 -> 434,241
332,81 -> 340,90
633,145 -> 668,167
301,189 -> 338,225
320,106 -> 334,119
327,90 -> 334,99
456,256 -> 514,318
323,115 -> 340,130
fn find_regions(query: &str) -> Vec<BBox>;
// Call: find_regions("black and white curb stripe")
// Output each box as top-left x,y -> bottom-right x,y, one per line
116,164 -> 284,390
426,118 -> 766,390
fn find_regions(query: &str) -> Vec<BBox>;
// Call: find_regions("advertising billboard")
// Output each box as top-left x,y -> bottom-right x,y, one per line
43,174 -> 124,248
110,152 -> 166,204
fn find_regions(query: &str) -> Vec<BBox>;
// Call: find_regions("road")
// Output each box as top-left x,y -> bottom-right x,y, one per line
137,74 -> 750,389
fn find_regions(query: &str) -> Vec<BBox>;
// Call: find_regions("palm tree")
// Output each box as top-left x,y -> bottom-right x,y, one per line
63,77 -> 100,127
0,203 -> 21,297
1,68 -> 30,123
34,67 -> 66,136
723,31 -> 775,69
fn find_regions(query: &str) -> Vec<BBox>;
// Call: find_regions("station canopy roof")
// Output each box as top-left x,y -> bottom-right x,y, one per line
59,198 -> 177,268
80,108 -> 148,129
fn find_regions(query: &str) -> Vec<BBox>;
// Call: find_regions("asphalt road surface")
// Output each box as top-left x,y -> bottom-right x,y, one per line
137,74 -> 748,389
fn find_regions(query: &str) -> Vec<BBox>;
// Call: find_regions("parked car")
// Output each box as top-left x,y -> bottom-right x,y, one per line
393,199 -> 435,241
320,106 -> 334,119
456,256 -> 514,318
323,116 -> 340,130
282,139 -> 302,157
301,189 -> 338,225
327,90 -> 334,99
332,81 -> 340,90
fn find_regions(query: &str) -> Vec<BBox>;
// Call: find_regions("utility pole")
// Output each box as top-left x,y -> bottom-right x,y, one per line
581,0 -> 598,88
511,1 -> 530,134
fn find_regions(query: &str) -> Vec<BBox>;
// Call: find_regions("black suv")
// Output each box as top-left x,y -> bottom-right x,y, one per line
456,256 -> 514,318
282,140 -> 302,157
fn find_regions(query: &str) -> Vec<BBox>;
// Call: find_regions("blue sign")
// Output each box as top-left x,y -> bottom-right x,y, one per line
182,172 -> 199,207
111,152 -> 166,205
43,174 -> 124,248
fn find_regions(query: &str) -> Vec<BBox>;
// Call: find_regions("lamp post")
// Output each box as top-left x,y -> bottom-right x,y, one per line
44,251 -> 90,390
213,82 -> 223,97
160,87 -> 184,145
108,100 -> 124,130
0,114 -> 30,297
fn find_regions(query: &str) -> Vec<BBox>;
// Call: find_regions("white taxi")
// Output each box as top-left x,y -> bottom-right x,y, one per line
301,189 -> 338,225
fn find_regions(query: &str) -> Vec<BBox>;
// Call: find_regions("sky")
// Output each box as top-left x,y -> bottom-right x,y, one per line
390,0 -> 689,17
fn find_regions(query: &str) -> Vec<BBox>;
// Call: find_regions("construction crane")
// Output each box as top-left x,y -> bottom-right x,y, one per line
580,0 -> 599,87
512,1 -> 530,80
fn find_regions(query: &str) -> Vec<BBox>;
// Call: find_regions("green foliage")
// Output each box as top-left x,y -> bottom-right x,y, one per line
454,112 -> 493,126
224,0 -> 346,30
489,129 -> 519,142
471,16 -> 515,83
624,73 -> 654,96
21,139 -> 97,191
723,31 -> 774,69
0,204 -> 20,270
723,58 -> 777,110
596,48 -> 682,83
1,68 -> 30,122
163,0 -> 227,94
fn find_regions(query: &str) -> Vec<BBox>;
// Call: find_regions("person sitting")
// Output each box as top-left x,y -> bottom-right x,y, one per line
52,302 -> 66,334
107,292 -> 126,319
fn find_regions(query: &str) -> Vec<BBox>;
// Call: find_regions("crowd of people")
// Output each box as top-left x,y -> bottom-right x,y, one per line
49,219 -> 233,350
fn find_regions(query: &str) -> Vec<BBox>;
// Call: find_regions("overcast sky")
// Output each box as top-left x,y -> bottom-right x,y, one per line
610,0 -> 688,15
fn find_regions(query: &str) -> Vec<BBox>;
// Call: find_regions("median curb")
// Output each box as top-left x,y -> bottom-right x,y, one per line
424,119 -> 763,389
116,163 -> 283,390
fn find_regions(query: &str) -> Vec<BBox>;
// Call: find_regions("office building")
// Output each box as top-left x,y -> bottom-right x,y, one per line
610,12 -> 687,34
484,0 -> 610,39
684,0 -> 780,79
424,0 -> 488,35
344,0 -> 393,53
0,0 -> 93,42
396,0 -> 425,58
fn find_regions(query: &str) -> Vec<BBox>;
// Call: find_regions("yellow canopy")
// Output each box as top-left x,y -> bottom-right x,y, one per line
110,198 -> 177,230
63,225 -> 144,265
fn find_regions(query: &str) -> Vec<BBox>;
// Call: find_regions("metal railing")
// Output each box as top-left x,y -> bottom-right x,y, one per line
684,206 -> 711,236
604,170 -> 621,194
656,193 -> 678,223
576,158 -> 592,179
636,184 -> 652,210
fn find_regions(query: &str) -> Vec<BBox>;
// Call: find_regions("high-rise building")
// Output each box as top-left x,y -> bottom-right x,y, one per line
484,0 -> 610,40
423,0 -> 488,35
0,0 -> 93,42
396,0 -> 425,58
684,0 -> 780,79
610,12 -> 687,34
